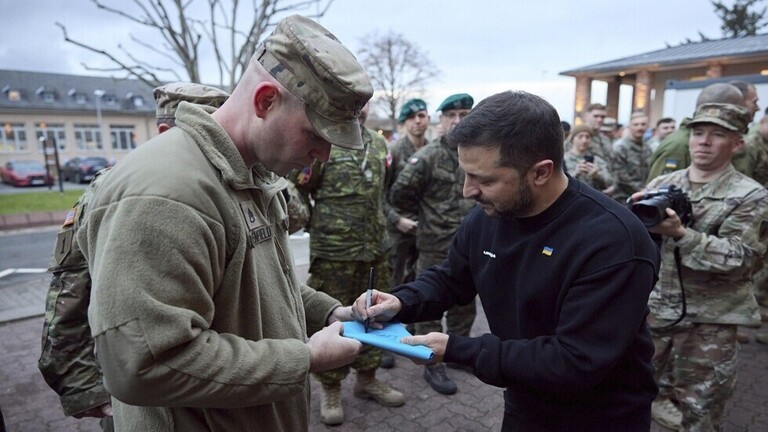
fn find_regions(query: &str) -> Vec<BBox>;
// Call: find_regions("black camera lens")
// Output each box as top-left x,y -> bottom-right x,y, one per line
630,195 -> 673,228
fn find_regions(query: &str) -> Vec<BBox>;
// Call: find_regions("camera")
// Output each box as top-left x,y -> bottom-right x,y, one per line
583,154 -> 594,163
630,185 -> 693,228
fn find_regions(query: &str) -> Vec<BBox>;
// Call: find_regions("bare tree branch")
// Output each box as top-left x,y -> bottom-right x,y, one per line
60,0 -> 334,91
358,31 -> 440,131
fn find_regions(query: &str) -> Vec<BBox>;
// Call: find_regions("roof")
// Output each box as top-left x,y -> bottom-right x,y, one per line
561,33 -> 768,76
0,69 -> 156,115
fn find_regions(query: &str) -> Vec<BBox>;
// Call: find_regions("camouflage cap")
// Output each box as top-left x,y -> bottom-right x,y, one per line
153,82 -> 230,120
398,98 -> 428,123
437,93 -> 474,112
255,15 -> 373,150
687,103 -> 750,134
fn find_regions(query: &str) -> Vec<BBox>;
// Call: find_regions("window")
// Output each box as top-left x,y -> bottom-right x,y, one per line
103,94 -> 117,105
75,94 -> 87,104
0,123 -> 28,152
110,126 -> 136,151
74,124 -> 103,150
35,124 -> 67,152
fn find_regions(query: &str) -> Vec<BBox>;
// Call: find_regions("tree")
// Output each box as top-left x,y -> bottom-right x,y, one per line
56,0 -> 334,91
357,31 -> 439,132
712,0 -> 768,37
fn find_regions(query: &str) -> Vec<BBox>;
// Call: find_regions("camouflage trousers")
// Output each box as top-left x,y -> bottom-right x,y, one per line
651,321 -> 738,432
414,251 -> 476,337
751,256 -> 768,308
308,255 -> 392,385
388,228 -> 418,288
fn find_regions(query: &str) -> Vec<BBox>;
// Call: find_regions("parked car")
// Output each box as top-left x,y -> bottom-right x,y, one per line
60,157 -> 110,183
1,160 -> 55,187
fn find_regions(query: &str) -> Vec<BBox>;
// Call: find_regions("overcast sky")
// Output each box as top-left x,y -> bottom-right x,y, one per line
1,0 -> 726,122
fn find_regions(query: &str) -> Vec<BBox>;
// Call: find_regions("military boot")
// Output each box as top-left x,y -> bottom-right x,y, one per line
424,363 -> 457,395
320,382 -> 344,426
353,370 -> 405,407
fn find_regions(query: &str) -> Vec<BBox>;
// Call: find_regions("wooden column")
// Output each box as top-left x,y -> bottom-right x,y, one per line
633,70 -> 652,114
574,75 -> 592,124
606,77 -> 621,119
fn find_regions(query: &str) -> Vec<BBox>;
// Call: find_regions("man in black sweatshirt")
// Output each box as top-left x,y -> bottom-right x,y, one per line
353,91 -> 660,431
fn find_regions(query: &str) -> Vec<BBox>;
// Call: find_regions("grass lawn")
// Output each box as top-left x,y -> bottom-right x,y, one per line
0,190 -> 82,215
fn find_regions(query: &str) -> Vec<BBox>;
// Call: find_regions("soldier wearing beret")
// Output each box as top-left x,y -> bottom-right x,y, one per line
39,81 -> 230,432
74,15 -> 372,431
389,93 -> 477,395
385,99 -> 429,291
636,103 -> 768,431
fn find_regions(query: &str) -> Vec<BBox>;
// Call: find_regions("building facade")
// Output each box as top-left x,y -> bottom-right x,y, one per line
1,69 -> 157,173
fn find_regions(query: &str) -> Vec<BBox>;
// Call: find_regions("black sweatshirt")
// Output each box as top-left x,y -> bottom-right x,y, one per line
393,177 -> 659,431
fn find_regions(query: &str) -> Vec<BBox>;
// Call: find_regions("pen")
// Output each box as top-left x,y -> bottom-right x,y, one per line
364,266 -> 375,333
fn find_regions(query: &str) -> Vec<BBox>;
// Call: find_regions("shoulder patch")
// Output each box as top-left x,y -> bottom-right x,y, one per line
296,166 -> 313,185
408,156 -> 419,165
664,159 -> 678,169
62,207 -> 77,227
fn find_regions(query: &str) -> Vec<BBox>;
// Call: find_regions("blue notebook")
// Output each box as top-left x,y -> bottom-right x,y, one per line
342,321 -> 435,361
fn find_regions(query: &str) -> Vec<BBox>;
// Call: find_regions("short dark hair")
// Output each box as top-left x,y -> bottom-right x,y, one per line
586,103 -> 607,112
449,91 -> 563,173
656,117 -> 675,127
561,121 -> 571,133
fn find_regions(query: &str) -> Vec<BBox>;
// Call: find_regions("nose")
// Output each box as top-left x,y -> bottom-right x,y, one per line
463,177 -> 478,199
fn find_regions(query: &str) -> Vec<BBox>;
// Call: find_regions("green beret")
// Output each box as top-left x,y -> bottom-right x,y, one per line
437,93 -> 474,112
398,98 -> 428,123
687,103 -> 750,134
153,82 -> 229,120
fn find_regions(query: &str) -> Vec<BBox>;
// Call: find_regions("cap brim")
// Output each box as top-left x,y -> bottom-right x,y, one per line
687,118 -> 739,131
305,105 -> 363,150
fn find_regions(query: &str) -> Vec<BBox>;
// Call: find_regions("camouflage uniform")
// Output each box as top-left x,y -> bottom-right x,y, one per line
292,127 -> 391,384
39,169 -> 112,426
646,165 -> 768,430
385,135 -> 421,287
590,130 -> 614,168
389,136 -> 476,336
610,136 -> 651,202
562,152 -> 613,191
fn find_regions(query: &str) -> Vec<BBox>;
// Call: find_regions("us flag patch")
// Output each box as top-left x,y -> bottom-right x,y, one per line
63,208 -> 77,227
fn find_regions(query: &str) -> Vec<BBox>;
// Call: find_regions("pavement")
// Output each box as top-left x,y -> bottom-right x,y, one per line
0,222 -> 767,431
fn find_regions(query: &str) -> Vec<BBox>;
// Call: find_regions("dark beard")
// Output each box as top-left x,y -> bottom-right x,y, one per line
498,179 -> 534,218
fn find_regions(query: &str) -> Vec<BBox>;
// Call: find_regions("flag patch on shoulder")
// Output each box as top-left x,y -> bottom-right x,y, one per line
296,166 -> 312,185
63,208 -> 77,227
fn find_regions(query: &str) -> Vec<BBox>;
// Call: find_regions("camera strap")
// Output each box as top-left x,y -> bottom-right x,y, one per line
650,246 -> 687,330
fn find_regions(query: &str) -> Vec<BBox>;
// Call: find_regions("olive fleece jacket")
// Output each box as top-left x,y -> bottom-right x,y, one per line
78,102 -> 340,431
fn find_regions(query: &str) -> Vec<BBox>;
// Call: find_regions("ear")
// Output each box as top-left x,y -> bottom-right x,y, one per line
530,160 -> 554,186
253,83 -> 279,119
732,136 -> 744,154
157,123 -> 172,134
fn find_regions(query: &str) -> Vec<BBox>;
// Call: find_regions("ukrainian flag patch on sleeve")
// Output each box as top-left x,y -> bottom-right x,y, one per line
541,246 -> 553,256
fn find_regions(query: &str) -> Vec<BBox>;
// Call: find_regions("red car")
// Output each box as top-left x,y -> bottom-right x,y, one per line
1,160 -> 55,187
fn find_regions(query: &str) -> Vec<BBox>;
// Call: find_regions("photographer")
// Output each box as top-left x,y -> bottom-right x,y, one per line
563,124 -> 613,192
632,103 -> 768,431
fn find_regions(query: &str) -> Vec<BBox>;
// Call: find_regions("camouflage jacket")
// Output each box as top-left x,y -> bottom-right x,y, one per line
611,136 -> 651,202
563,152 -> 613,191
646,166 -> 768,325
646,118 -> 692,182
38,169 -> 111,417
293,127 -> 390,262
385,135 -> 423,226
590,130 -> 614,169
389,136 -> 475,256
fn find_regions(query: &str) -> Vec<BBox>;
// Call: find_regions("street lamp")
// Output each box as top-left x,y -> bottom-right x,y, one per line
94,89 -> 105,150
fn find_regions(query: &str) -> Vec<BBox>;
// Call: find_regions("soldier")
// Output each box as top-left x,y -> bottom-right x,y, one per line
646,117 -> 676,153
385,99 -> 429,289
563,124 -> 613,191
646,82 -> 761,182
38,82 -> 229,432
747,112 -> 768,345
581,103 -> 613,163
637,103 -> 768,431
290,102 -> 405,426
389,93 -> 477,395
610,111 -> 651,203
70,15 -> 371,431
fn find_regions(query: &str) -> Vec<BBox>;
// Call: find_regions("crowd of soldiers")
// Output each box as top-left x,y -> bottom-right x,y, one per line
33,36 -> 767,429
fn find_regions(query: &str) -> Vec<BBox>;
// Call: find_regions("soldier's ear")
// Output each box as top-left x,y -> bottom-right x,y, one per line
253,83 -> 279,119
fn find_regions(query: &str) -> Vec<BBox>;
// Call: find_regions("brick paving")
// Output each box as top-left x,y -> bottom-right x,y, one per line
1,265 -> 766,431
